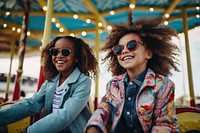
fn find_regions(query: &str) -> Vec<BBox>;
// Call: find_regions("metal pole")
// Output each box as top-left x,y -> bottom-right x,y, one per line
12,0 -> 30,101
37,0 -> 54,92
182,8 -> 196,107
4,34 -> 16,102
33,0 -> 54,123
94,22 -> 100,110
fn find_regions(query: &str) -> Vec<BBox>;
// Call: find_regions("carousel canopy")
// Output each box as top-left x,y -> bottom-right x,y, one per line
0,0 -> 200,56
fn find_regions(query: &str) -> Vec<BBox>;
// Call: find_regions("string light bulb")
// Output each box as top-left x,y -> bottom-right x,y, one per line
165,14 -> 169,18
12,27 -> 16,31
98,22 -> 103,27
43,6 -> 47,11
129,4 -> 135,9
107,25 -> 112,30
70,33 -> 75,37
149,7 -> 154,12
86,19 -> 91,23
98,29 -> 103,33
56,23 -> 60,28
164,21 -> 168,25
73,14 -> 78,19
51,18 -> 56,22
81,31 -> 87,36
59,27 -> 64,32
5,11 -> 10,16
3,23 -> 7,28
17,28 -> 21,33
27,31 -> 31,36
110,10 -> 115,15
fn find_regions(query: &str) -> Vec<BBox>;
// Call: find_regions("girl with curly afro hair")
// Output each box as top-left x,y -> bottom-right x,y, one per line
86,12 -> 180,133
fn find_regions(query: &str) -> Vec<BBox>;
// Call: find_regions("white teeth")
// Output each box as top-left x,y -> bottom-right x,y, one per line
122,56 -> 133,61
57,61 -> 65,64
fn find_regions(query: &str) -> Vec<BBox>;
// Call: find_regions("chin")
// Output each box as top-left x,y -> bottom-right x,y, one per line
56,68 -> 65,73
122,64 -> 135,69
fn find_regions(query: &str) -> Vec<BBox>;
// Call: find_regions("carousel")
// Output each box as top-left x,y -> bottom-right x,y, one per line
0,0 -> 200,132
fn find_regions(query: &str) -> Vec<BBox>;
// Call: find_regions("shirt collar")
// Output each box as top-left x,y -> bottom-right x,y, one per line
123,69 -> 147,87
53,67 -> 81,84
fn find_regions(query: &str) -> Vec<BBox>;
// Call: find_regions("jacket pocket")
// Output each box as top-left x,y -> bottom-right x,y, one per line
138,90 -> 156,123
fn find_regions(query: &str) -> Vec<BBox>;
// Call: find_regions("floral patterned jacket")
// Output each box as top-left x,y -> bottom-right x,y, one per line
86,68 -> 179,133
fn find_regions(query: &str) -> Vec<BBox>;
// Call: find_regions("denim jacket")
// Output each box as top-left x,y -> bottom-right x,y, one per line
0,67 -> 92,133
86,68 -> 179,133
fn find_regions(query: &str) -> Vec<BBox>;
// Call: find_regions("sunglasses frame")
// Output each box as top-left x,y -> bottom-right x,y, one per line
112,39 -> 144,55
49,47 -> 72,57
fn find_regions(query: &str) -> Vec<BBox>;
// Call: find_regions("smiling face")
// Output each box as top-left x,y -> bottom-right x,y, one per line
52,38 -> 77,78
117,33 -> 152,77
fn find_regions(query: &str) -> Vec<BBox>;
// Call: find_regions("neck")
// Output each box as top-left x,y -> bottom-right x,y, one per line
59,73 -> 69,85
127,67 -> 146,81
59,67 -> 75,83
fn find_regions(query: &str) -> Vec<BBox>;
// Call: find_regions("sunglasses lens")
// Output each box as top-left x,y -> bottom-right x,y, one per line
113,45 -> 123,55
49,48 -> 71,57
62,48 -> 71,56
112,40 -> 138,55
50,48 -> 59,56
127,40 -> 137,50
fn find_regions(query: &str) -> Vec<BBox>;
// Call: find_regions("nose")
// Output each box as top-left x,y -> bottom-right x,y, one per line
121,45 -> 128,54
57,50 -> 63,57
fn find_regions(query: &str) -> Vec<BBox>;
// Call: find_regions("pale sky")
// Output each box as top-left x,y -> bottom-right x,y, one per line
0,27 -> 200,102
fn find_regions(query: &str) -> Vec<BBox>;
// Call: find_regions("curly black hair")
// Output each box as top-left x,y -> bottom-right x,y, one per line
41,36 -> 98,80
102,12 -> 180,77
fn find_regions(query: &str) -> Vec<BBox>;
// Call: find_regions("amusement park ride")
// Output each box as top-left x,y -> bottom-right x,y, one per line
0,0 -> 200,132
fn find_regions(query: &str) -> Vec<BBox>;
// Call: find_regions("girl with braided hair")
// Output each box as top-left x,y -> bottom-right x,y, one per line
85,12 -> 180,133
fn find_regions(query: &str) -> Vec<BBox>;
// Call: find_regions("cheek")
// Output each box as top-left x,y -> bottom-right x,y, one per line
52,57 -> 56,65
67,56 -> 77,65
117,56 -> 124,66
117,55 -> 121,61
117,56 -> 121,63
69,54 -> 76,61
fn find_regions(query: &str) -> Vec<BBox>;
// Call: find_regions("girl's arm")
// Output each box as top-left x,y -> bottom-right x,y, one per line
0,82 -> 46,126
85,81 -> 112,133
151,79 -> 179,133
27,76 -> 91,133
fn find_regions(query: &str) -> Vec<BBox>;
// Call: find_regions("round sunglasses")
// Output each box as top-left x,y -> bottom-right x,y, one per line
112,39 -> 144,55
49,47 -> 72,57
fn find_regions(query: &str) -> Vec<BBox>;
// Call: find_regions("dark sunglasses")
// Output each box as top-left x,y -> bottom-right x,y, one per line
49,47 -> 72,57
112,39 -> 144,55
